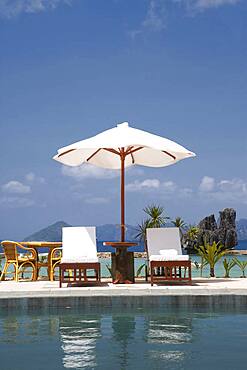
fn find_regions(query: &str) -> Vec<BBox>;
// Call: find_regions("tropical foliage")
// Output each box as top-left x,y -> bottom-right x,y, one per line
196,241 -> 227,277
233,258 -> 247,278
171,217 -> 187,244
222,258 -> 236,278
184,225 -> 200,253
135,205 -> 169,249
143,204 -> 169,228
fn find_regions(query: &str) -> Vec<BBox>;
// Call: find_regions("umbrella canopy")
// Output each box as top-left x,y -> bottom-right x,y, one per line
53,122 -> 195,241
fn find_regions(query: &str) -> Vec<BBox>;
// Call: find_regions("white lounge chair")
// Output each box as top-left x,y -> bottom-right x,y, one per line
146,227 -> 192,285
59,227 -> 100,287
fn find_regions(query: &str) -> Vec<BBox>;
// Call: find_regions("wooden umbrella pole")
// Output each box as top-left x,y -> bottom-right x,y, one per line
120,149 -> 125,242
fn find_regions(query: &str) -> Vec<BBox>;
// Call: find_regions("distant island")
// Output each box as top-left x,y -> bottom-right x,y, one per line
237,219 -> 247,240
23,221 -> 139,242
23,218 -> 247,243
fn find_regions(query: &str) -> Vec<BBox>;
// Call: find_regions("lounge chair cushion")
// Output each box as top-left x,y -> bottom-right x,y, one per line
149,254 -> 189,261
159,249 -> 178,257
61,257 -> 99,263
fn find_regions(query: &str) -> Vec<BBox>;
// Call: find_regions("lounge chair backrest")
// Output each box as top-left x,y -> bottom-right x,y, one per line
62,227 -> 97,260
146,227 -> 182,255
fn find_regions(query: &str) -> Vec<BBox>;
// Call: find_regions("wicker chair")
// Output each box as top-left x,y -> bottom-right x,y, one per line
0,241 -> 38,282
48,247 -> 62,281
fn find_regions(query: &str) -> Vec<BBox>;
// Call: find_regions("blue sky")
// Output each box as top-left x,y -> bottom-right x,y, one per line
0,0 -> 246,239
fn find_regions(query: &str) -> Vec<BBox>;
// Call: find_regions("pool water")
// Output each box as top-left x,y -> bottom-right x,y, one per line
0,308 -> 246,370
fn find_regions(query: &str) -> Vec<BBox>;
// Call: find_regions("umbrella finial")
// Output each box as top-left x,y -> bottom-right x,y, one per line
117,122 -> 129,128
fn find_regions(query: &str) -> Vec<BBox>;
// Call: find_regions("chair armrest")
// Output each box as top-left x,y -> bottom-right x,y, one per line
50,247 -> 62,259
18,243 -> 38,260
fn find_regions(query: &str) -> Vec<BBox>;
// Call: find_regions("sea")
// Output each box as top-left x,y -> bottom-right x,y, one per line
96,240 -> 247,252
0,240 -> 247,253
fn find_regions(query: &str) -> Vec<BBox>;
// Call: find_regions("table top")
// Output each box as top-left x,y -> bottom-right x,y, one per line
103,241 -> 138,247
20,241 -> 62,248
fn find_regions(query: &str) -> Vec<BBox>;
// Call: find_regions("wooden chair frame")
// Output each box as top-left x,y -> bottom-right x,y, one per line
59,262 -> 100,287
150,260 -> 192,286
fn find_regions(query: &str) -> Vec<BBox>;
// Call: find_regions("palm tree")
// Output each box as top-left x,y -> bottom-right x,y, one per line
196,241 -> 227,277
136,205 -> 169,281
135,219 -> 151,252
222,258 -> 236,278
233,258 -> 247,278
143,204 -> 169,228
184,225 -> 199,253
171,217 -> 187,245
135,219 -> 152,281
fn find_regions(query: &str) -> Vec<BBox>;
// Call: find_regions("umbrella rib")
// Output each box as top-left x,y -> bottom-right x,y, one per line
86,148 -> 102,162
125,146 -> 134,155
126,146 -> 144,156
103,148 -> 121,156
162,150 -> 176,160
57,149 -> 76,158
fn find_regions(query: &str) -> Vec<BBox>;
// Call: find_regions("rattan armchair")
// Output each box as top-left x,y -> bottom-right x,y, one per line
0,241 -> 38,282
48,247 -> 62,281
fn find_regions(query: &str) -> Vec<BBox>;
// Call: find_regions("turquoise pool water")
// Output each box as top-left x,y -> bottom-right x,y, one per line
0,308 -> 246,369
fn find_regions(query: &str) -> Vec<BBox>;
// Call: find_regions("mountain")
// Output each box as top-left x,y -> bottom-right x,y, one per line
237,219 -> 247,240
24,221 -> 139,242
23,219 -> 247,243
23,221 -> 71,241
96,224 -> 138,241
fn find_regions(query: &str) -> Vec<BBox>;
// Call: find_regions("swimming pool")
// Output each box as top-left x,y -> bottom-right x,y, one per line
0,307 -> 246,370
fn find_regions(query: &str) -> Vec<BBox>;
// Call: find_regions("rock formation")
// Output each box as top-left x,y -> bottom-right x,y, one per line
197,208 -> 238,249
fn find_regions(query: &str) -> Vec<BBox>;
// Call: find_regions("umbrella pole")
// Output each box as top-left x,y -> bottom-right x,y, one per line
120,149 -> 125,242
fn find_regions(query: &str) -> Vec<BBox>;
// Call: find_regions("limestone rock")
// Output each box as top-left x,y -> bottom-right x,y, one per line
198,208 -> 238,249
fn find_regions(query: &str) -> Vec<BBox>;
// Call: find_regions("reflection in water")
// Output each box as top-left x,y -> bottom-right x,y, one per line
1,309 -> 246,370
146,315 -> 192,366
148,317 -> 192,344
112,315 -> 136,369
59,317 -> 101,369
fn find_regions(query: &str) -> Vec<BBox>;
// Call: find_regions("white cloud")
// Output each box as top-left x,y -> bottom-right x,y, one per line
2,180 -> 31,194
218,178 -> 246,192
25,172 -> 45,184
162,180 -> 177,192
126,178 -> 161,192
0,196 -> 35,208
130,0 -> 241,37
61,164 -> 119,180
188,0 -> 241,11
142,0 -> 166,31
126,178 -> 179,194
199,176 -> 215,192
178,187 -> 193,197
130,0 -> 166,39
0,0 -> 72,18
198,176 -> 247,204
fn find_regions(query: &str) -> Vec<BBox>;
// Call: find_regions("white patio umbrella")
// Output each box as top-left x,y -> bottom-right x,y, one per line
53,122 -> 195,241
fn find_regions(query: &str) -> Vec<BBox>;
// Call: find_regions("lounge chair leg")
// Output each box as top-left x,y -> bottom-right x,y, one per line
59,267 -> 62,288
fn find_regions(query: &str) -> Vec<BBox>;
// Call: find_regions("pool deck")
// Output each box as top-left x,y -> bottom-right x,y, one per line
0,278 -> 247,299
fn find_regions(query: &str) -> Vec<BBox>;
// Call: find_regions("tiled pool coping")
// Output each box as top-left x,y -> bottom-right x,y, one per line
0,278 -> 247,310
